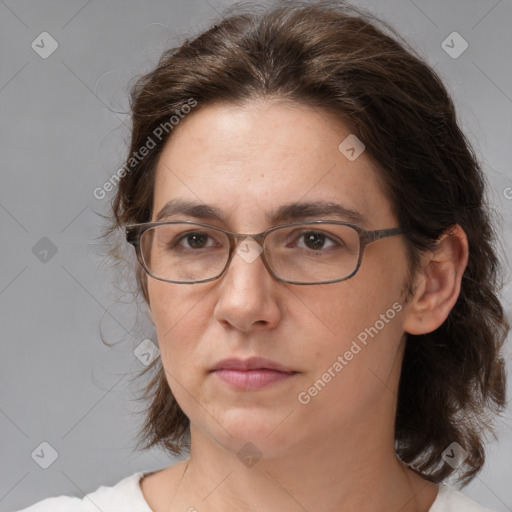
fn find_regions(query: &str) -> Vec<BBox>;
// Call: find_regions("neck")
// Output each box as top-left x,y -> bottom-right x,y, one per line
167,418 -> 438,512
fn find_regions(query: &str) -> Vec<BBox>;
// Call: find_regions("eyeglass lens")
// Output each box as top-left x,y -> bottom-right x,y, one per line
138,222 -> 361,283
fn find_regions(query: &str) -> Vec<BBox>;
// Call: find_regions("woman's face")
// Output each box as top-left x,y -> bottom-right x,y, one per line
147,99 -> 412,456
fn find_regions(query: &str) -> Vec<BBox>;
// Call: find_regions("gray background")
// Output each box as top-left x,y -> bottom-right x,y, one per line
1,0 -> 511,510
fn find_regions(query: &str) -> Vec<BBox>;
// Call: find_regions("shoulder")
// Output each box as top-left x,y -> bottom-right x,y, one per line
429,484 -> 496,512
16,472 -> 152,512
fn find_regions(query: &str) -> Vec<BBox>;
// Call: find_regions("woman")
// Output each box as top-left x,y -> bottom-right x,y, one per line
20,1 -> 508,511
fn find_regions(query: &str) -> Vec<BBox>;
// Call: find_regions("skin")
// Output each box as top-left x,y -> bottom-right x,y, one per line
140,99 -> 469,512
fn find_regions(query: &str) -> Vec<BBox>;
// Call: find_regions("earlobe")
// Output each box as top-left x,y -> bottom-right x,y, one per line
403,225 -> 469,335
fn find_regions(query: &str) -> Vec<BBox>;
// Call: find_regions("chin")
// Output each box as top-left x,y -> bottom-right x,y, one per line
207,411 -> 303,459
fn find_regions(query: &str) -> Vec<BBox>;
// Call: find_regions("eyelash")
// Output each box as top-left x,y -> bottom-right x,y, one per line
172,230 -> 341,252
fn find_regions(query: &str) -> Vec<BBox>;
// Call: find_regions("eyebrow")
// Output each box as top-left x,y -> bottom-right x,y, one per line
155,198 -> 368,226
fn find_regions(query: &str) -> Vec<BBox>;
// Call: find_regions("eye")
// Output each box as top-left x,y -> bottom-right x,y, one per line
173,231 -> 220,250
293,230 -> 340,251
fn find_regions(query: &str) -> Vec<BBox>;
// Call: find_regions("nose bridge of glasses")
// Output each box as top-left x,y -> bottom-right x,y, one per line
219,230 -> 275,285
227,230 -> 267,250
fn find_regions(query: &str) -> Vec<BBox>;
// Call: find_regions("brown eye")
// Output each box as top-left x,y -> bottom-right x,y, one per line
178,232 -> 210,249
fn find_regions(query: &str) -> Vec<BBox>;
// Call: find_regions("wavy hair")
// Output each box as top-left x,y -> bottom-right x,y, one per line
97,0 -> 509,485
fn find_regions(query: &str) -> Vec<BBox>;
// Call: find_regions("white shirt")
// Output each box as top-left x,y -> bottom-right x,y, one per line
17,471 -> 496,512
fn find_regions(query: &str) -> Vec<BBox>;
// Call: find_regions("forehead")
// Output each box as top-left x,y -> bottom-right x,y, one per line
151,99 -> 395,230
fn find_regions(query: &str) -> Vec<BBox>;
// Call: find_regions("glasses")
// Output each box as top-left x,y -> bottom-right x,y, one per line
125,220 -> 406,285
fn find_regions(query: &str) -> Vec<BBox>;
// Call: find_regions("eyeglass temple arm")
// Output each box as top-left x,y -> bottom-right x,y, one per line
125,224 -> 406,247
126,226 -> 141,246
365,226 -> 406,243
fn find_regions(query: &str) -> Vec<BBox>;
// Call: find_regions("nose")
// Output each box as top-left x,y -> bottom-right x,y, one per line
212,238 -> 282,332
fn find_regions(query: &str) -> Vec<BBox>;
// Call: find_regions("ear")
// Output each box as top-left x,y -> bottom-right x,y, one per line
403,225 -> 469,335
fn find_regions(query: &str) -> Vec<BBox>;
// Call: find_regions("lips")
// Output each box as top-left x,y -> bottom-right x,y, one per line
213,368 -> 296,390
210,356 -> 296,373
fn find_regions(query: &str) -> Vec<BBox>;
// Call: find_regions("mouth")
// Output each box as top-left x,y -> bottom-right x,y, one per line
212,368 -> 298,390
210,357 -> 298,390
210,356 -> 296,373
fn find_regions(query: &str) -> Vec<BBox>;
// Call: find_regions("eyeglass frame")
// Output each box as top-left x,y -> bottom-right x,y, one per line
125,219 -> 406,285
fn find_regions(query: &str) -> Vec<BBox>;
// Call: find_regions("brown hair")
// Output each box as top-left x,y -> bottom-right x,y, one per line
97,0 -> 509,485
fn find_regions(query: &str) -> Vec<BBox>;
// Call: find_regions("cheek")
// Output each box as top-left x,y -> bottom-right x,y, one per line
297,262 -> 407,376
301,276 -> 398,344
147,281 -> 202,367
295,289 -> 405,425
148,279 -> 201,331
148,286 -> 210,415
